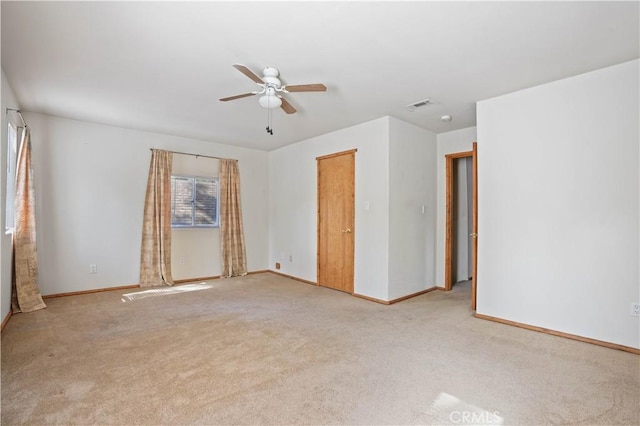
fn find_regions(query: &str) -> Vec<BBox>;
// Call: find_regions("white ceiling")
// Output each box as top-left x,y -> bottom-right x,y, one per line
2,1 -> 638,151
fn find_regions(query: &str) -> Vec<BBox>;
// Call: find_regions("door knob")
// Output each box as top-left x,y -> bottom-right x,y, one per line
470,233 -> 478,238
342,228 -> 352,233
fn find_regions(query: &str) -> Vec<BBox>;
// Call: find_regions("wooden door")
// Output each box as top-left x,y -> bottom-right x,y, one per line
471,142 -> 478,310
317,149 -> 356,293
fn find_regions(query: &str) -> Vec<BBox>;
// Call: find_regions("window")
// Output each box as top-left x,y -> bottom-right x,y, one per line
171,175 -> 219,228
5,123 -> 18,234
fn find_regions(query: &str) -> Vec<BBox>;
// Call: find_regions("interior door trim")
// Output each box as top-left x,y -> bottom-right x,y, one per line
444,143 -> 478,310
445,149 -> 473,291
316,148 -> 357,161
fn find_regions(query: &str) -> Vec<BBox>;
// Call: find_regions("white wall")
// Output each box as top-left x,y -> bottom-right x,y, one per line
477,59 -> 639,348
435,127 -> 477,286
1,70 -> 21,321
269,117 -> 390,300
24,113 -> 268,295
388,117 -> 437,300
269,116 -> 438,301
171,154 -> 220,280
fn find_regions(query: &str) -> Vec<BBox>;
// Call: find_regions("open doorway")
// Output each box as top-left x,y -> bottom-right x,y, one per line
444,143 -> 478,309
452,157 -> 473,286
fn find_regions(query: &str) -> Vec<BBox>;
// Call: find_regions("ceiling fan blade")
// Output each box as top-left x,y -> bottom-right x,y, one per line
284,84 -> 327,93
219,93 -> 256,102
280,97 -> 297,114
233,64 -> 264,84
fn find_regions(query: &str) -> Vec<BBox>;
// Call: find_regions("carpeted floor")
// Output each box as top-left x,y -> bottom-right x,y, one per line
1,273 -> 638,425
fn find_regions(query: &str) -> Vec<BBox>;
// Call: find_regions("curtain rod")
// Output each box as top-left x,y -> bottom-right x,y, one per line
6,108 -> 27,128
150,148 -> 236,162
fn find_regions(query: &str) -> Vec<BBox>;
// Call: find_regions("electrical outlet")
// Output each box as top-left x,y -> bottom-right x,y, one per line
89,264 -> 97,274
631,303 -> 640,317
179,258 -> 185,265
275,262 -> 281,270
289,255 -> 293,262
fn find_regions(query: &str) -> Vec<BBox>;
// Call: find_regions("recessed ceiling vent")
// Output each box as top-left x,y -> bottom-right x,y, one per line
405,98 -> 438,112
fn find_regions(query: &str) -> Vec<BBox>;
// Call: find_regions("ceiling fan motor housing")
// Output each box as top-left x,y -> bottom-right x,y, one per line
262,67 -> 281,88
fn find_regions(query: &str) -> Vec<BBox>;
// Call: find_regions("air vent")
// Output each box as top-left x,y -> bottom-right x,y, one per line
405,98 -> 438,112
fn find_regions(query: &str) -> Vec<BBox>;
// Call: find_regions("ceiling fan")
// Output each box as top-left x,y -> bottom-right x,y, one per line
220,64 -> 327,115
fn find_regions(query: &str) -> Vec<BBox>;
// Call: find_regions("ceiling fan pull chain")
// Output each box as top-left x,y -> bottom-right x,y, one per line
270,107 -> 274,135
266,106 -> 274,135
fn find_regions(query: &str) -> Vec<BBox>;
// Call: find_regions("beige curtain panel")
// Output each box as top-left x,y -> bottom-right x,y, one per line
139,149 -> 174,287
219,159 -> 248,278
11,128 -> 46,313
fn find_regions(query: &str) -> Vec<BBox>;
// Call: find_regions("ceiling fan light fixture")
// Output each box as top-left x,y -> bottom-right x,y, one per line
259,94 -> 282,109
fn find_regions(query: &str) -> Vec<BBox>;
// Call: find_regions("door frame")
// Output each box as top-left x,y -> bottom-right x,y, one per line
444,142 -> 478,309
316,149 -> 357,294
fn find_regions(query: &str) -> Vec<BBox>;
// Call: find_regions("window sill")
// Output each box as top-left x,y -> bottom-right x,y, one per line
171,226 -> 219,230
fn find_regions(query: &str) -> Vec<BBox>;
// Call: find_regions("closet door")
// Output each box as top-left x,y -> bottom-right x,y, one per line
317,149 -> 356,293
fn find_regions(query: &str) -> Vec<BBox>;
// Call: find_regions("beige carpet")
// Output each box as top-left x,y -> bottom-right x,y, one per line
1,273 -> 638,425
